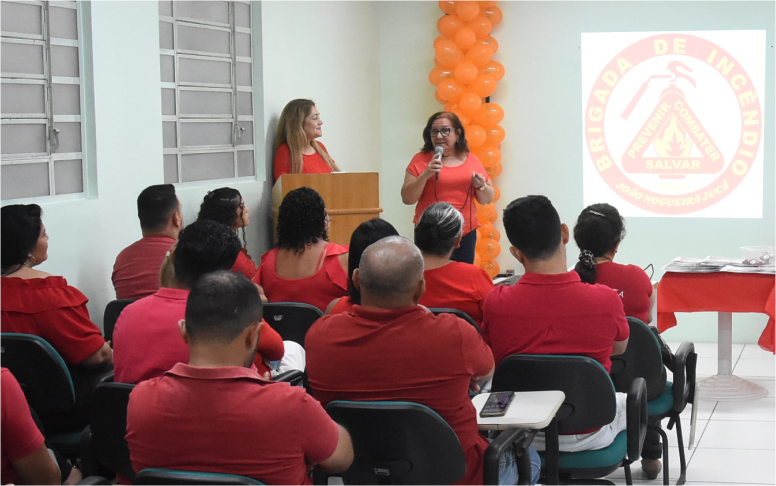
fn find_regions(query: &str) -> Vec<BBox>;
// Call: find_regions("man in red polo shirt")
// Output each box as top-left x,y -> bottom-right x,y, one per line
482,196 -> 630,454
112,184 -> 182,300
306,236 -> 540,485
126,271 -> 353,484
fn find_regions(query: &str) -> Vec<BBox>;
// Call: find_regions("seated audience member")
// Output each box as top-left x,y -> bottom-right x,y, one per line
325,218 -> 399,315
307,237 -> 540,485
113,220 -> 285,384
414,202 -> 494,326
1,205 -> 112,433
112,184 -> 182,300
126,272 -> 353,484
254,187 -> 349,312
1,368 -> 60,485
197,187 -> 257,279
574,203 -> 655,324
482,196 -> 629,453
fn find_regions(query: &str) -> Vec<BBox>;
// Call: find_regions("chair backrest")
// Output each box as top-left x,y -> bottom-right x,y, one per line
0,333 -> 75,415
428,308 -> 481,335
261,303 -> 323,348
492,355 -> 617,435
325,400 -> 466,485
90,383 -> 136,481
103,299 -> 137,342
134,468 -> 263,485
610,317 -> 666,401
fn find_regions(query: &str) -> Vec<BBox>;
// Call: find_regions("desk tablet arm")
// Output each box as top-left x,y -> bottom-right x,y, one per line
483,428 -> 534,485
626,377 -> 648,464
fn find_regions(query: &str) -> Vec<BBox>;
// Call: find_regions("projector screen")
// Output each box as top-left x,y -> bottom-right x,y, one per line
581,30 -> 765,218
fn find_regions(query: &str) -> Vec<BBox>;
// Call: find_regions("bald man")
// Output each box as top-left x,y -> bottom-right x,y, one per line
306,236 -> 539,485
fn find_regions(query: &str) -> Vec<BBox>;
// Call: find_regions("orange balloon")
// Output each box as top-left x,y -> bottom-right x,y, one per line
453,60 -> 478,85
473,252 -> 482,268
492,184 -> 501,202
482,60 -> 505,81
484,5 -> 502,25
477,35 -> 499,53
466,123 -> 486,147
454,27 -> 477,50
465,44 -> 494,68
428,67 -> 452,87
487,206 -> 498,223
476,236 -> 500,260
470,74 -> 497,97
434,35 -> 453,48
439,1 -> 457,14
437,14 -> 464,37
476,206 -> 495,225
437,78 -> 465,103
485,125 -> 505,144
459,92 -> 482,116
448,106 -> 470,126
434,57 -> 442,67
473,143 -> 500,167
434,89 -> 447,104
473,103 -> 504,126
482,260 -> 500,279
486,161 -> 502,179
456,1 -> 480,22
466,16 -> 493,38
478,1 -> 497,7
435,39 -> 464,68
444,101 -> 459,113
477,222 -> 501,241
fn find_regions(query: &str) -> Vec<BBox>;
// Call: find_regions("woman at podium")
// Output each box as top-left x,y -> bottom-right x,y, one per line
273,99 -> 339,182
401,112 -> 494,264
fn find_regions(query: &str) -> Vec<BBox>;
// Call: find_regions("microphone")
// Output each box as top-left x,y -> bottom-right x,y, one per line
434,146 -> 444,180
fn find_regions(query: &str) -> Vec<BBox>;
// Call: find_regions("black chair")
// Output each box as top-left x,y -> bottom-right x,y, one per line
428,308 -> 482,335
492,355 -> 647,485
80,383 -> 136,482
274,369 -> 304,387
134,468 -> 264,485
103,299 -> 137,342
324,400 -> 533,485
610,317 -> 697,485
262,302 -> 323,348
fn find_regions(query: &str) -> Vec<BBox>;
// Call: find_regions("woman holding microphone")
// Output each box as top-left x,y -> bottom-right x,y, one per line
401,112 -> 494,264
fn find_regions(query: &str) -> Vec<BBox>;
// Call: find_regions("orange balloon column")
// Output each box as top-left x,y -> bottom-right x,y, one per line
431,0 -> 505,279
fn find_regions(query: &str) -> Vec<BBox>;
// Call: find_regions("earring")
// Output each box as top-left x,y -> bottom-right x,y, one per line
24,254 -> 37,268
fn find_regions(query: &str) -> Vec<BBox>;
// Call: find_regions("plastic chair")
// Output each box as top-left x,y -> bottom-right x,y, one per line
492,355 -> 647,485
428,308 -> 482,335
324,400 -> 531,485
261,302 -> 323,348
79,383 -> 136,482
610,317 -> 697,485
274,369 -> 304,387
102,299 -> 137,342
134,468 -> 264,485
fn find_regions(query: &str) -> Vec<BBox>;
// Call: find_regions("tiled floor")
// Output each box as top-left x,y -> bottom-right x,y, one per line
605,342 -> 776,485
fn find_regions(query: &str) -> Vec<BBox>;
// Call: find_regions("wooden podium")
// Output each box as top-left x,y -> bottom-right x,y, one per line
272,172 -> 382,246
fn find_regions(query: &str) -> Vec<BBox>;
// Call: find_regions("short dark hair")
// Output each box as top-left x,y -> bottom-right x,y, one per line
421,111 -> 469,155
414,202 -> 464,257
197,187 -> 247,248
173,220 -> 241,288
347,219 -> 399,305
503,196 -> 562,261
276,187 -> 328,253
137,184 -> 178,232
185,271 -> 263,344
1,204 -> 42,274
573,203 -> 626,284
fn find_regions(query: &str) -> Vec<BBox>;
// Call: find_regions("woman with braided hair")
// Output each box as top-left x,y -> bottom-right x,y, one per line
197,187 -> 257,279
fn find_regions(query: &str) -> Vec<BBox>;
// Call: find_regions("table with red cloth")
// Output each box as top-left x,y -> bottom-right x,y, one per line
657,272 -> 774,400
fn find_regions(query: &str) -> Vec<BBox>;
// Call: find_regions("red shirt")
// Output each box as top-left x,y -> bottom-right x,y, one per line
482,272 -> 629,372
329,295 -> 355,315
1,276 -> 105,364
112,236 -> 176,300
406,152 -> 489,235
254,243 -> 349,312
127,363 -> 339,485
273,142 -> 334,182
593,262 -> 653,324
420,262 -> 494,326
306,305 -> 494,485
232,249 -> 257,280
1,368 -> 46,485
113,288 -> 284,383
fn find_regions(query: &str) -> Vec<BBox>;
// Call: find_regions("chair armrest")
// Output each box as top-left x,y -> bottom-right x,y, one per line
274,369 -> 304,386
79,425 -> 96,477
672,342 -> 696,412
626,377 -> 647,463
97,370 -> 115,385
483,428 -> 533,485
76,476 -> 112,485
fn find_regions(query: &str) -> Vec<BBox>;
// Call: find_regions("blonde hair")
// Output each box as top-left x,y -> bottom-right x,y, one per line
274,99 -> 339,174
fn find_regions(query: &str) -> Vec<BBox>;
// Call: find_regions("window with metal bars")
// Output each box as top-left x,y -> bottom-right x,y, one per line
159,0 -> 255,184
1,0 -> 86,200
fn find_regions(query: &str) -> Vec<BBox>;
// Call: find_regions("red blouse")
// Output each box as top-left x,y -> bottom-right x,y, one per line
329,295 -> 355,315
419,261 -> 494,326
273,142 -> 334,183
232,249 -> 257,280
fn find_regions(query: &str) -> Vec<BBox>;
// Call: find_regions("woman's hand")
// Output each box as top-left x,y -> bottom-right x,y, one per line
473,172 -> 495,205
422,153 -> 443,179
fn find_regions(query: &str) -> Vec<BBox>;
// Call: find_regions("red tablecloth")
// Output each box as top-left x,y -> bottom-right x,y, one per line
657,272 -> 776,353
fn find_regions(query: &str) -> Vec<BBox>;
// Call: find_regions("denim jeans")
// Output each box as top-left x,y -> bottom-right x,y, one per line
498,445 -> 541,485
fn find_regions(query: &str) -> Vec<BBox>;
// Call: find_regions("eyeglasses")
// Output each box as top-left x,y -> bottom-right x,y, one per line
430,128 -> 452,137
